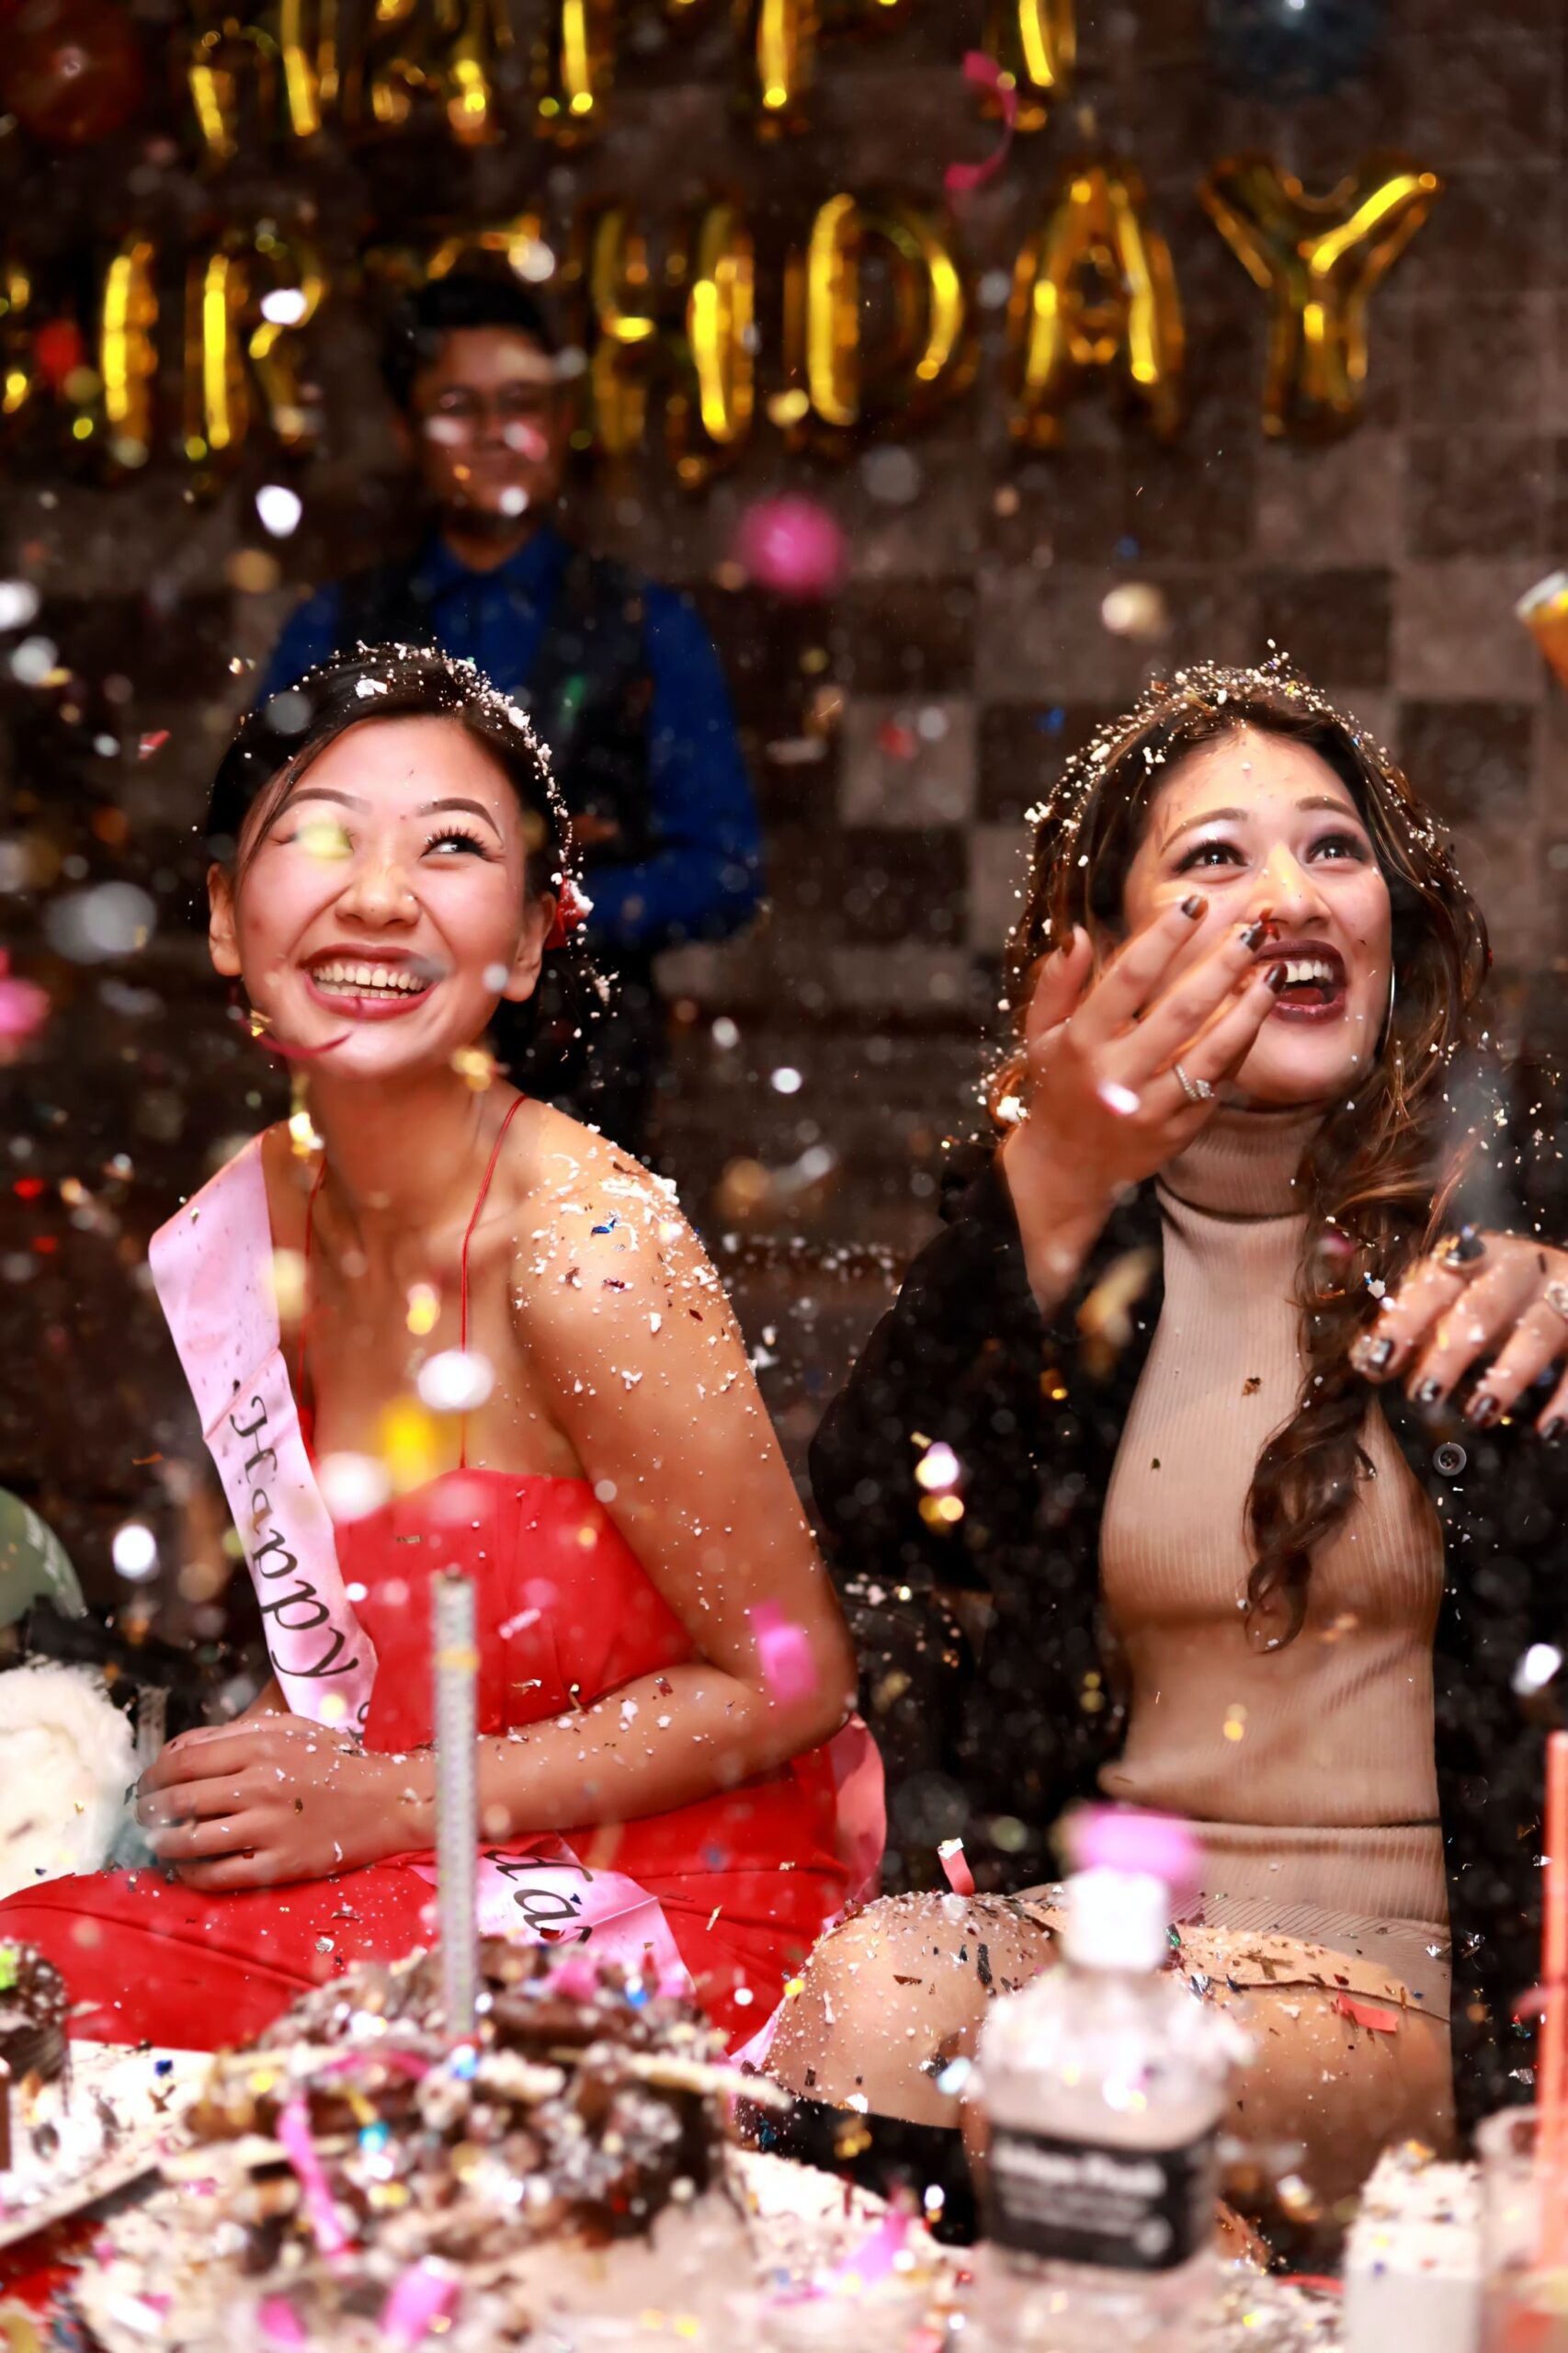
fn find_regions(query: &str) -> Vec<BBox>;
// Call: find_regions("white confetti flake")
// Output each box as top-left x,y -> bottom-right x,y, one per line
112,1521 -> 157,1579
415,1347 -> 495,1415
318,1451 -> 392,1523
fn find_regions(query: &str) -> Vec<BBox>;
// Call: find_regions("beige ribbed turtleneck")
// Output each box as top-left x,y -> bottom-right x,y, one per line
1096,1105 -> 1449,2004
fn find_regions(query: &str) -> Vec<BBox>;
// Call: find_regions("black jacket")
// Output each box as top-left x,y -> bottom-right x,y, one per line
810,1153 -> 1568,2136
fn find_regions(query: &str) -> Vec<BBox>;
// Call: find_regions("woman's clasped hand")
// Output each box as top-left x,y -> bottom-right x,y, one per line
135,1715 -> 415,1890
1354,1227 -> 1568,1438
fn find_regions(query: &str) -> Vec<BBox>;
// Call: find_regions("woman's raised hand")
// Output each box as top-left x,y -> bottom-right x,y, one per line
1001,898 -> 1287,1311
1352,1229 -> 1568,1438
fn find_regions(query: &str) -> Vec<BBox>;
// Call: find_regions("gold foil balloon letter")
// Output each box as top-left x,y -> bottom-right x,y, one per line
532,0 -> 615,144
983,0 -> 1074,131
736,0 -> 817,137
1006,160 -> 1183,447
782,190 -> 971,450
666,199 -> 756,486
100,233 -> 158,469
184,227 -> 324,469
575,203 -> 660,460
1200,153 -> 1438,438
348,0 -> 507,144
186,1 -> 338,163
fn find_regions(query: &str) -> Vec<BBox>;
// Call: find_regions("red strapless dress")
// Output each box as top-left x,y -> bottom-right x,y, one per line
0,1470 -> 856,2050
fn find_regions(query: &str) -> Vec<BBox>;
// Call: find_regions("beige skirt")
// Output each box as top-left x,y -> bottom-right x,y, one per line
1020,1818 -> 1455,2205
1189,1818 -> 1451,2018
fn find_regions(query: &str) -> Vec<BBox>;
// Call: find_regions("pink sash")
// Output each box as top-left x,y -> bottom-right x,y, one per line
149,1140 -> 883,2005
148,1140 -> 696,1990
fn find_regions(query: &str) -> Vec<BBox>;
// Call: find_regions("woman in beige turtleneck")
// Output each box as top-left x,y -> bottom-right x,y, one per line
1099,1097 -> 1448,2009
775,664 -> 1568,2212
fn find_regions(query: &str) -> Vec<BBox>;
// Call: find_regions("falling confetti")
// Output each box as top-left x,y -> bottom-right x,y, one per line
415,1348 -> 495,1415
752,1601 -> 818,1703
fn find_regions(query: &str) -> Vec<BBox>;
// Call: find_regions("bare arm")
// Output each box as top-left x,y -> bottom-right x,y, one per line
443,1144 -> 855,1837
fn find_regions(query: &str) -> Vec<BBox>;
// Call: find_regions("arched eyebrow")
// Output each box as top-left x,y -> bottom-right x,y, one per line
278,784 -> 503,840
1160,793 -> 1362,852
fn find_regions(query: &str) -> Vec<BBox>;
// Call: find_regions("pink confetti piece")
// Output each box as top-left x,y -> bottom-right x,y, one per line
751,1601 -> 818,1703
824,2204 -> 912,2291
937,1836 -> 975,1897
0,952 -> 49,1044
278,2095 -> 354,2266
257,2296 -> 308,2347
543,1953 -> 602,2001
1333,1993 -> 1402,2035
137,729 -> 169,761
944,51 -> 1019,198
381,2260 -> 460,2350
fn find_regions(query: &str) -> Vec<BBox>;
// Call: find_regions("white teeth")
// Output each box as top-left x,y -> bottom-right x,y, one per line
311,961 -> 428,996
1280,958 -> 1336,988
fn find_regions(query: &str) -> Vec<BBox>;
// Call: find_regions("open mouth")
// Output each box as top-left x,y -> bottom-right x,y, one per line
1263,941 -> 1348,1023
303,953 -> 440,1019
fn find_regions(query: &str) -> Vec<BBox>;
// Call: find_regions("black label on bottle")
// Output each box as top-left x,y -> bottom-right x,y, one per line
984,2123 -> 1217,2273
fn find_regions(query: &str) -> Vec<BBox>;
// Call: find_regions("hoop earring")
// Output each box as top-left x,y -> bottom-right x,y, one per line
1380,965 -> 1396,1051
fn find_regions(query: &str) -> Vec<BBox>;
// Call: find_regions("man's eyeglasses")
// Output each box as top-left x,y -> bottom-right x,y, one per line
419,385 -> 559,437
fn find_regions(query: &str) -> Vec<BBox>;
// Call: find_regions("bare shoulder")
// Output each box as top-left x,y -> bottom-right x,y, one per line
503,1103 -> 731,1350
255,1120 -> 314,1253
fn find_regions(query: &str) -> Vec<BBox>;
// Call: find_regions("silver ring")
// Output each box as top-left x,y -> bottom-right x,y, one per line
1545,1279 -> 1568,1324
1174,1062 -> 1213,1106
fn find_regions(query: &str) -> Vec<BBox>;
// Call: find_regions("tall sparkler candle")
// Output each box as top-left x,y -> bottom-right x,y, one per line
432,1572 -> 479,2040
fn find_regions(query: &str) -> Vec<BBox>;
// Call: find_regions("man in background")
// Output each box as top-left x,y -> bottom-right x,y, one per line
260,272 -> 763,1154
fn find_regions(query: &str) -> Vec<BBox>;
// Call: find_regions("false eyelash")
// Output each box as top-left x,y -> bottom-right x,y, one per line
424,824 -> 490,856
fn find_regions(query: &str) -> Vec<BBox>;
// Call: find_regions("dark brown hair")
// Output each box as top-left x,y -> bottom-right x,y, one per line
994,659 -> 1491,1648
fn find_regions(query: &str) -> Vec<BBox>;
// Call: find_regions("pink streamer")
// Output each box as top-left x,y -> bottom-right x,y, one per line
752,1601 -> 818,1703
278,2095 -> 354,2266
381,2260 -> 461,2350
944,51 -> 1019,197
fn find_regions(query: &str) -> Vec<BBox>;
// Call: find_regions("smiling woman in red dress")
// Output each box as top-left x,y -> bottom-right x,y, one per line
0,647 -> 877,2051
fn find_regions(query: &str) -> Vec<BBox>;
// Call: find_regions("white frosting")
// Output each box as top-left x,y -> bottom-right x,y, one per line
1345,2145 -> 1481,2353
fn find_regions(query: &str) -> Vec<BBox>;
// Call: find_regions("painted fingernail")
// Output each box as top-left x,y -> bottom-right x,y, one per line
1266,962 -> 1288,993
1542,1417 -> 1563,1445
1353,1335 -> 1395,1374
1239,918 -> 1268,950
1466,1391 -> 1501,1427
1414,1378 -> 1445,1406
1181,893 -> 1205,919
1449,1225 -> 1487,1265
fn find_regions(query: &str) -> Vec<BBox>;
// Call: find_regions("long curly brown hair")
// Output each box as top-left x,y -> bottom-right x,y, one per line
992,659 -> 1492,1649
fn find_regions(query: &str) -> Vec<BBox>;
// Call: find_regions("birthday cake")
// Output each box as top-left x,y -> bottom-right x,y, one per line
76,1940 -> 790,2349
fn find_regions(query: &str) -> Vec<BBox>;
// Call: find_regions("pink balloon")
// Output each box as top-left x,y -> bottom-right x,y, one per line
733,494 -> 846,601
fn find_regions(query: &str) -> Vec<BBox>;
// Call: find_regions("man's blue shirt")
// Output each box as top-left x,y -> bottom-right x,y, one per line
259,525 -> 763,955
